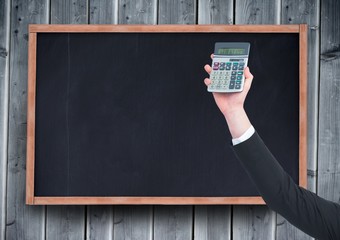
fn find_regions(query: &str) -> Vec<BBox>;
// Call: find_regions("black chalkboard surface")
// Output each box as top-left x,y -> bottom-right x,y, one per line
27,25 -> 307,205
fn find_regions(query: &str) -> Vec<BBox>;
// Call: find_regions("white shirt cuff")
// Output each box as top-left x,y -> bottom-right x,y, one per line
232,125 -> 255,146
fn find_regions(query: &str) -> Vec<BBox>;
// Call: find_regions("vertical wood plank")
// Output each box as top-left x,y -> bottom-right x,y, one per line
233,1 -> 280,239
118,0 -> 157,24
158,0 -> 196,24
86,1 -> 117,239
154,2 -> 196,239
194,206 -> 231,240
87,206 -> 113,240
113,206 -> 153,240
45,1 -> 88,240
235,0 -> 280,24
46,206 -> 85,240
198,0 -> 233,24
233,206 -> 275,239
51,0 -> 88,24
0,0 -> 10,239
318,0 -> 340,203
111,3 -> 157,240
6,0 -> 48,239
154,206 -> 193,240
196,1 -> 233,238
277,1 -> 320,239
89,0 -> 118,24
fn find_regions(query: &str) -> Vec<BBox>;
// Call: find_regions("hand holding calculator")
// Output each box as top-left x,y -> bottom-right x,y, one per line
208,42 -> 250,93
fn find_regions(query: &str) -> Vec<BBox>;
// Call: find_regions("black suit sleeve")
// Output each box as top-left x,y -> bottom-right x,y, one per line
232,132 -> 340,240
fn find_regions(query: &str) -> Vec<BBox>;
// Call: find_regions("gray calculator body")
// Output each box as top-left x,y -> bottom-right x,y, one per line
208,42 -> 250,93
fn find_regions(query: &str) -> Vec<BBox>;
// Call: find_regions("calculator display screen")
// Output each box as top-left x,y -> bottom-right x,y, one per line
218,48 -> 245,55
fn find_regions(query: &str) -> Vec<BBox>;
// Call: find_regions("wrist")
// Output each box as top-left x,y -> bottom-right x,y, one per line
222,107 -> 245,120
223,107 -> 251,139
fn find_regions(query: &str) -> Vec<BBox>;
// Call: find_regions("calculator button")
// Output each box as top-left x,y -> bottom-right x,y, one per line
236,80 -> 242,84
226,66 -> 231,70
237,76 -> 242,80
231,71 -> 237,75
214,62 -> 219,66
235,85 -> 241,89
231,76 -> 236,80
219,66 -> 225,70
232,66 -> 238,70
238,66 -> 244,70
226,62 -> 232,66
237,71 -> 243,75
229,82 -> 235,89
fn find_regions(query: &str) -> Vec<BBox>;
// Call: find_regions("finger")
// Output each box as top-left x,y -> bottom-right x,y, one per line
204,64 -> 212,74
210,54 -> 214,59
243,67 -> 254,90
244,67 -> 253,80
204,78 -> 211,86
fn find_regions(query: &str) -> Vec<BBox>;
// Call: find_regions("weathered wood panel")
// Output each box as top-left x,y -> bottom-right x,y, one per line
233,206 -> 275,239
87,206 -> 114,240
51,0 -> 88,24
233,0 -> 280,238
86,1 -> 116,239
318,0 -> 340,202
198,0 -> 233,24
118,0 -> 157,24
235,0 -> 280,24
154,3 -> 196,238
113,206 -> 153,240
194,206 -> 231,240
158,0 -> 196,24
277,1 -> 320,239
0,0 -> 10,239
6,0 -> 48,239
196,1 -> 233,238
111,3 -> 156,239
46,1 -> 87,239
46,206 -> 85,240
89,0 -> 118,24
154,206 -> 193,240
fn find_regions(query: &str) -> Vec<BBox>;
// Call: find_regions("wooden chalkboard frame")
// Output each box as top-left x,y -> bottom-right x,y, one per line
26,24 -> 307,205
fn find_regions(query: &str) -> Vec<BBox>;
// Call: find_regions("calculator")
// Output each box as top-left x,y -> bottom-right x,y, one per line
208,42 -> 250,93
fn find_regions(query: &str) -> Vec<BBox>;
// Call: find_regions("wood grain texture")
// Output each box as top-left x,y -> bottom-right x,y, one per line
89,0 -> 118,24
278,1 -> 320,239
26,33 -> 37,205
194,206 -> 231,240
233,206 -> 275,240
87,5 -> 116,240
46,1 -> 87,240
281,0 -> 320,189
198,0 -> 233,24
158,0 -> 196,24
113,206 -> 153,240
6,0 -> 48,239
154,206 -> 193,240
50,0 -> 88,24
87,206 -> 114,240
233,0 -> 280,239
46,206 -> 85,240
235,0 -> 280,24
29,24 -> 300,32
0,0 -> 10,239
318,0 -> 340,203
118,0 -> 157,24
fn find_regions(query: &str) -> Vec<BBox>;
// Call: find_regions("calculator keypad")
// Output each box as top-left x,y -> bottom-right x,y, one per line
208,57 -> 247,93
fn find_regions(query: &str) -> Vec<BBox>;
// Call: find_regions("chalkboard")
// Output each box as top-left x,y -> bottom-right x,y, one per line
26,25 -> 307,205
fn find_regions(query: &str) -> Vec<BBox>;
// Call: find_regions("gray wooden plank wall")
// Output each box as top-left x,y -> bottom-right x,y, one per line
0,0 -> 337,239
